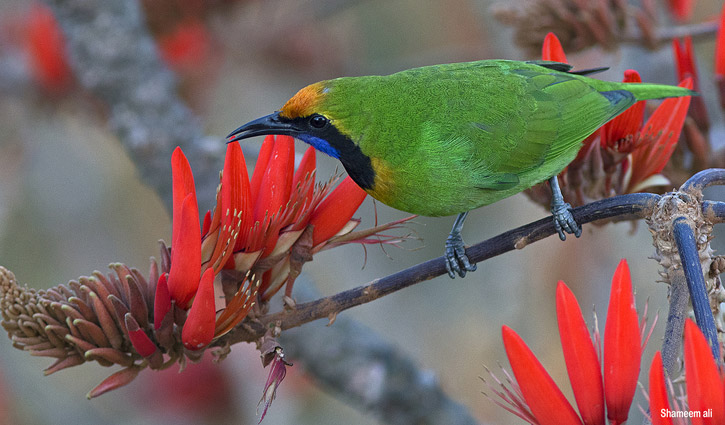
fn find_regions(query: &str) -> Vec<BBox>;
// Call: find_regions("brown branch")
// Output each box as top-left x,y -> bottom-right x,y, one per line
618,20 -> 719,45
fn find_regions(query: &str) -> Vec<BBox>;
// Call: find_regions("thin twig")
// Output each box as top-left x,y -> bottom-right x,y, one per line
619,21 -> 719,45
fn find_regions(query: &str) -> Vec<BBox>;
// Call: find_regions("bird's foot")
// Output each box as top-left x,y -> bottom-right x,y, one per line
551,201 -> 581,241
445,232 -> 477,279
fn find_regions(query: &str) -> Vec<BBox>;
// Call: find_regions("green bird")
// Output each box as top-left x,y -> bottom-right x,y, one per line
228,59 -> 693,278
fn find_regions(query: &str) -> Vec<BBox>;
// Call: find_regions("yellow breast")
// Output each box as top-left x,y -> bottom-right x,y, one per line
366,157 -> 396,205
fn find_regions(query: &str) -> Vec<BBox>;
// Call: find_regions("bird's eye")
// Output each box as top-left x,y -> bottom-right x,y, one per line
309,115 -> 329,129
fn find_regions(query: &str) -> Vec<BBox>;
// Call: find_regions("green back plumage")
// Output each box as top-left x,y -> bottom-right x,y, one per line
309,59 -> 692,216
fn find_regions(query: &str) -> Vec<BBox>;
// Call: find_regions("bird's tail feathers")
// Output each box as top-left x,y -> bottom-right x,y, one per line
621,83 -> 696,101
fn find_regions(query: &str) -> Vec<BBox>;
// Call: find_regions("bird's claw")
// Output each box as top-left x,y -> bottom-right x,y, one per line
551,202 -> 581,241
445,233 -> 477,279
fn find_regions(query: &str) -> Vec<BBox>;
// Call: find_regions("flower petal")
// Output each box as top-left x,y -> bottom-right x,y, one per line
253,135 -> 295,255
153,273 -> 171,330
292,146 -> 317,195
167,193 -> 202,309
542,32 -> 567,63
648,352 -> 673,425
715,3 -> 725,78
214,141 -> 249,266
171,147 -> 198,255
249,135 -> 275,202
201,210 -> 212,237
502,325 -> 583,425
289,147 -> 317,230
308,176 -> 367,247
253,135 -> 294,220
125,313 -> 157,358
26,4 -> 71,91
684,319 -> 725,425
716,4 -> 725,109
556,281 -> 604,425
86,367 -> 141,399
603,259 -> 640,424
599,70 -> 645,152
157,19 -> 211,71
667,0 -> 694,22
182,268 -> 216,350
673,37 -> 698,88
627,78 -> 692,192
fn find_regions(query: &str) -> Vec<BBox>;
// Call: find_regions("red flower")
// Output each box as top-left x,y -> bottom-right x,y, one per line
667,0 -> 695,22
556,281 -> 604,425
153,273 -> 171,330
673,37 -> 708,130
159,138 -> 413,348
489,260 -> 647,424
308,176 -> 368,247
715,3 -> 725,109
603,260 -> 640,424
167,148 -> 202,309
126,314 -> 158,358
25,4 -> 72,92
673,37 -> 698,89
182,268 -> 216,350
201,140 -> 250,273
194,137 -> 412,336
599,70 -> 646,153
648,320 -> 725,424
683,319 -> 725,424
502,325 -> 583,425
626,78 -> 693,192
542,32 -> 567,63
648,352 -> 673,425
157,19 -> 211,72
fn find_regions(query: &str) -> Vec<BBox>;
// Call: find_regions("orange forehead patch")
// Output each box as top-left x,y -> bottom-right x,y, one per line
279,82 -> 326,119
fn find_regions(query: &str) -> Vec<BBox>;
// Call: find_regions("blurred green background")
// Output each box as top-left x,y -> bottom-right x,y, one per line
0,0 -> 724,424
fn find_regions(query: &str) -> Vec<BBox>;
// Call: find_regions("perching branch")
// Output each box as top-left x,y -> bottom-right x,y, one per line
224,193 -> 662,343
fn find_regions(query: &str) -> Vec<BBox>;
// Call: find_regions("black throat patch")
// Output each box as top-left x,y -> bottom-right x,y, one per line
299,118 -> 376,191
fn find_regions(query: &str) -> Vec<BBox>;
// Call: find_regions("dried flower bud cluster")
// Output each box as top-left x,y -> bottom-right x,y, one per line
0,252 -> 195,398
492,0 -> 658,56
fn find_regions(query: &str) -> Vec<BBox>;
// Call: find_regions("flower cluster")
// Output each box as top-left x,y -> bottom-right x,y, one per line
487,260 -> 725,424
0,136 -> 411,399
486,260 -> 651,424
164,136 -> 408,352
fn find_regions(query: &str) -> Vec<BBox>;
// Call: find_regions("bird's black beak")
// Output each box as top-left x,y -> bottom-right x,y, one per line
227,112 -> 299,143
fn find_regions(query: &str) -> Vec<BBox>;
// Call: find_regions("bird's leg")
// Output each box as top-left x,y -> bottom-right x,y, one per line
445,212 -> 477,279
549,175 -> 581,241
